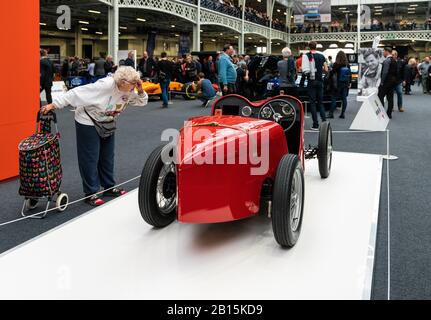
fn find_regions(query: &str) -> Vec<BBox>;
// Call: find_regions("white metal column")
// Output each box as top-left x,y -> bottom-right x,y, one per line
108,0 -> 119,64
267,0 -> 275,54
193,0 -> 201,52
356,0 -> 361,51
75,27 -> 83,58
239,0 -> 245,54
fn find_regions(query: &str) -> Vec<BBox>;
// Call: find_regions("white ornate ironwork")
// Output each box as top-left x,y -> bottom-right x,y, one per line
115,0 -> 286,40
118,0 -> 198,24
271,29 -> 287,42
290,30 -> 431,44
244,22 -> 270,39
200,8 -> 242,33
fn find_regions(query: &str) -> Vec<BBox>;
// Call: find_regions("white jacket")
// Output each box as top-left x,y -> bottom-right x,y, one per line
53,76 -> 148,126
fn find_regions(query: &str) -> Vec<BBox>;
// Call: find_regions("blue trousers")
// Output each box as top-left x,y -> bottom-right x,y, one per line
330,86 -> 349,115
308,80 -> 326,127
160,80 -> 170,106
75,121 -> 116,196
394,83 -> 403,109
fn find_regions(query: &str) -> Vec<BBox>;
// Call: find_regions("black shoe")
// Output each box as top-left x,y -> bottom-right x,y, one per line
339,114 -> 345,119
310,125 -> 319,131
104,188 -> 127,198
162,104 -> 168,108
387,113 -> 392,119
85,195 -> 106,207
328,113 -> 334,119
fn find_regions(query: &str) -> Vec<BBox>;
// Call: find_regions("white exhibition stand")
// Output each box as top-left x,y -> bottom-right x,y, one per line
0,152 -> 383,300
350,93 -> 389,132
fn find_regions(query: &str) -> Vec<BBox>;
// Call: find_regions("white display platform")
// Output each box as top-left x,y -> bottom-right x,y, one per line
0,152 -> 383,300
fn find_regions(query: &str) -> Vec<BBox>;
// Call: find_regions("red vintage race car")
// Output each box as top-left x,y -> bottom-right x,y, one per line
138,94 -> 333,247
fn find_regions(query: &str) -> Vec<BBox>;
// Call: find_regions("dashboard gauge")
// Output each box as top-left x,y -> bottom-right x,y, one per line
281,103 -> 294,116
261,106 -> 273,119
242,106 -> 253,117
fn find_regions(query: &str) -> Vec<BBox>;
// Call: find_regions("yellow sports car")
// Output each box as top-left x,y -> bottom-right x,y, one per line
141,81 -> 197,100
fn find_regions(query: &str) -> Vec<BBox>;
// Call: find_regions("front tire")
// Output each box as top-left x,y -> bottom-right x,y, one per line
272,154 -> 305,248
138,145 -> 177,228
317,121 -> 333,179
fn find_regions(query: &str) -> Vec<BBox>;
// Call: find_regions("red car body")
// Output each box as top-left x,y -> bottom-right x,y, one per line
175,94 -> 305,224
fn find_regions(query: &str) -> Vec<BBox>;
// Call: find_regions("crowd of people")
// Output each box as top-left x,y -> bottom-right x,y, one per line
197,0 -> 287,31
45,42 -> 431,129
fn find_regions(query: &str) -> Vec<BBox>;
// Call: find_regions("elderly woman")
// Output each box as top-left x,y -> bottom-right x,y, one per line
277,47 -> 296,87
41,67 -> 148,206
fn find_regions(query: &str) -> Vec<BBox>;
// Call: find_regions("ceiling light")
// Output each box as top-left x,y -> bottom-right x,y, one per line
375,13 -> 382,15
171,25 -> 175,28
338,7 -> 347,10
119,26 -> 127,30
96,31 -> 103,35
88,10 -> 101,14
409,4 -> 418,7
40,23 -> 47,26
342,11 -> 350,13
234,36 -> 239,39
175,34 -> 180,37
374,9 -> 383,12
211,39 -> 216,42
79,21 -> 89,24
277,9 -> 281,12
248,37 -> 252,40
81,27 -> 88,31
374,6 -> 382,8
136,18 -> 146,22
220,33 -> 223,35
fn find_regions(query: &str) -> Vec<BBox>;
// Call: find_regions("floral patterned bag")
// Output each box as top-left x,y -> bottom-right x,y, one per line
18,113 -> 62,198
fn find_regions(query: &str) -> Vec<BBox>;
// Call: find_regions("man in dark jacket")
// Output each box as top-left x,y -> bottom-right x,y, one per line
157,52 -> 175,108
40,49 -> 55,104
378,47 -> 398,119
392,50 -> 405,112
403,58 -> 415,95
94,53 -> 106,77
138,51 -> 156,79
125,51 -> 136,69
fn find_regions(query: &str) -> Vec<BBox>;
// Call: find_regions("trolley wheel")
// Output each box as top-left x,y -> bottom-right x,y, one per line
56,193 -> 69,212
25,199 -> 39,210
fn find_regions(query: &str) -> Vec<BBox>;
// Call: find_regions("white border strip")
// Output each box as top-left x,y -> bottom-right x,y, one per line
361,155 -> 384,300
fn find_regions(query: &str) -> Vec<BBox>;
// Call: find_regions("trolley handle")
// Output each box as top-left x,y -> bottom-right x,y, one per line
37,111 -> 57,124
36,111 -> 59,135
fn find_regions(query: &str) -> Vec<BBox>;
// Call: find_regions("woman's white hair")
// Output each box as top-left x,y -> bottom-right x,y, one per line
282,47 -> 292,58
113,66 -> 140,84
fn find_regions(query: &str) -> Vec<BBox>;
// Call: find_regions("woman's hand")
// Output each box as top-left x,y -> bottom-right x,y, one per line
41,104 -> 56,115
135,80 -> 144,94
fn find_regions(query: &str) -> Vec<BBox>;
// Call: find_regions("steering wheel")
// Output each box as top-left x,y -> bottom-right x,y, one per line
258,99 -> 297,132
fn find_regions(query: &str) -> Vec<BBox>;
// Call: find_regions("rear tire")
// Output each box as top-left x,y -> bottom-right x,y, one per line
138,145 -> 177,228
272,154 -> 305,248
318,121 -> 333,179
56,193 -> 69,212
